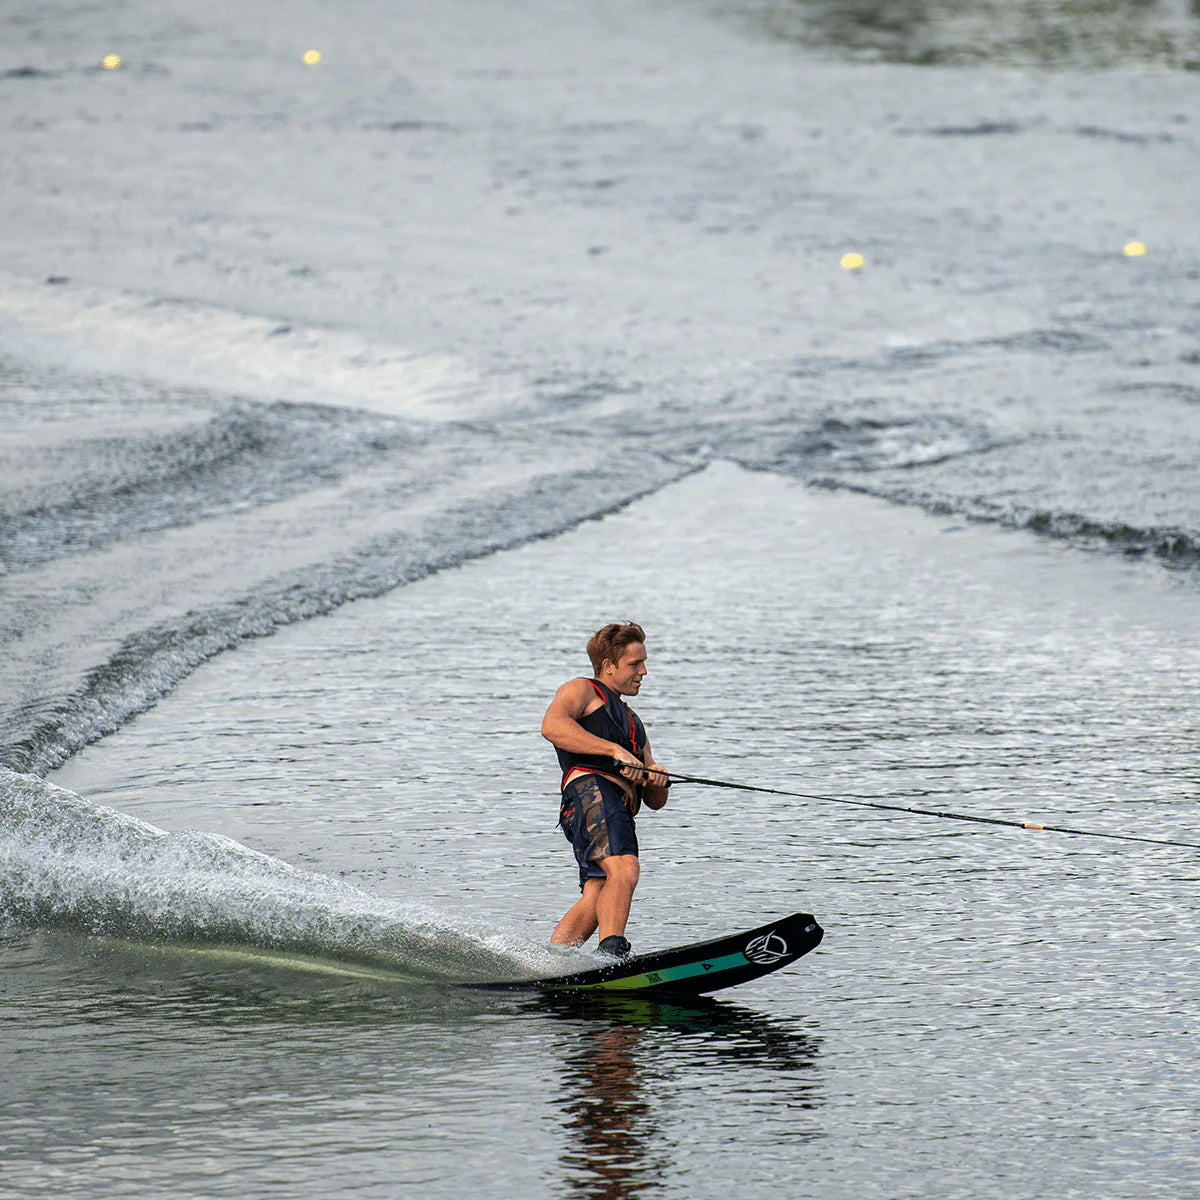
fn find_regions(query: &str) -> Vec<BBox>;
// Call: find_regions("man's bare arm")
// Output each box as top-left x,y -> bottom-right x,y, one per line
638,736 -> 670,809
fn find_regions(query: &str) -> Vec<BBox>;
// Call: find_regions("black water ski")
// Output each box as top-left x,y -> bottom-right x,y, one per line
471,912 -> 822,997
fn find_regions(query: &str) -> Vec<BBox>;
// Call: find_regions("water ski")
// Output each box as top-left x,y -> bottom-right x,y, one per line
471,911 -> 822,998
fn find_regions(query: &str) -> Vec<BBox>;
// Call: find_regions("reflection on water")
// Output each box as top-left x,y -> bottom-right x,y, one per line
539,994 -> 822,1198
755,0 -> 1200,67
5,931 -> 823,1200
562,1021 -> 668,1199
1,929 -> 474,1026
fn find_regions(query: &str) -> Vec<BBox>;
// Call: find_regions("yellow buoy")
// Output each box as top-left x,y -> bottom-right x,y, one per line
1123,241 -> 1147,257
302,49 -> 322,66
101,54 -> 122,70
840,252 -> 865,270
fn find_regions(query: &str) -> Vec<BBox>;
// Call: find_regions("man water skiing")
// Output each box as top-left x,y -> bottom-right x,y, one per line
541,622 -> 670,958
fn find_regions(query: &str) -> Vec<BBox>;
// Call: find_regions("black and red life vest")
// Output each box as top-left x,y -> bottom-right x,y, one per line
555,678 -> 646,790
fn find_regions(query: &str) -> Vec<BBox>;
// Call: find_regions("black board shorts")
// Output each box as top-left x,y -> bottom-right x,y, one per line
559,773 -> 639,890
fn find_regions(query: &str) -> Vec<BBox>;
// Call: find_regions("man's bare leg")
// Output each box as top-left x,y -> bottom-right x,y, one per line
551,877 -> 603,945
595,854 -> 639,941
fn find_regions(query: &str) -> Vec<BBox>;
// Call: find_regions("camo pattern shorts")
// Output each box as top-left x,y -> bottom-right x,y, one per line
559,773 -> 639,890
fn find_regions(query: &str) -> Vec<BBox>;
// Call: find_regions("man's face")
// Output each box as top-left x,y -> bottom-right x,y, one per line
606,643 -> 648,696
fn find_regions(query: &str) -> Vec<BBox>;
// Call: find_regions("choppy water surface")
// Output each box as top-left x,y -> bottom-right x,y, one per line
2,0 -> 1199,1196
742,0 -> 1200,68
7,467 -> 1194,1199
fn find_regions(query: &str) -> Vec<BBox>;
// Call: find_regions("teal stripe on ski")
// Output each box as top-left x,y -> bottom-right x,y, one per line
588,949 -> 747,991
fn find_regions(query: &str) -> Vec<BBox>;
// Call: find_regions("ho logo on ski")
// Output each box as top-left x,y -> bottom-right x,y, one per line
743,930 -> 790,964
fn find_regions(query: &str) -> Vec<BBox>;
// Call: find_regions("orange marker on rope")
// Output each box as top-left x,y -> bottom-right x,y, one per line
646,767 -> 1200,850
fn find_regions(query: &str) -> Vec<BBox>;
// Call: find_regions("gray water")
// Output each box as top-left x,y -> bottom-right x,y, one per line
2,0 -> 1199,1196
6,468 -> 1196,1197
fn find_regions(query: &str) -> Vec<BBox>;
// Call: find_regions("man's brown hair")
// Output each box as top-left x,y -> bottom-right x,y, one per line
586,622 -> 646,676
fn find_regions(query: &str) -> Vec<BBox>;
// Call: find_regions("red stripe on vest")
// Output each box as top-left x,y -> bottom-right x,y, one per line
589,679 -> 640,754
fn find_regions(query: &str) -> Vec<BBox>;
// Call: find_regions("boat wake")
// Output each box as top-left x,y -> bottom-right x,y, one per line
0,770 -> 542,985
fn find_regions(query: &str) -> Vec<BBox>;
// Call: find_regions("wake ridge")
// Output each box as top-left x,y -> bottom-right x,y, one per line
817,477 -> 1200,568
0,401 -> 424,575
2,456 -> 696,776
0,773 -> 529,983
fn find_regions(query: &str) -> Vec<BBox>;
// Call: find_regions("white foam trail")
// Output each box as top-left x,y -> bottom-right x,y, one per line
0,769 -> 538,982
0,271 -> 525,421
